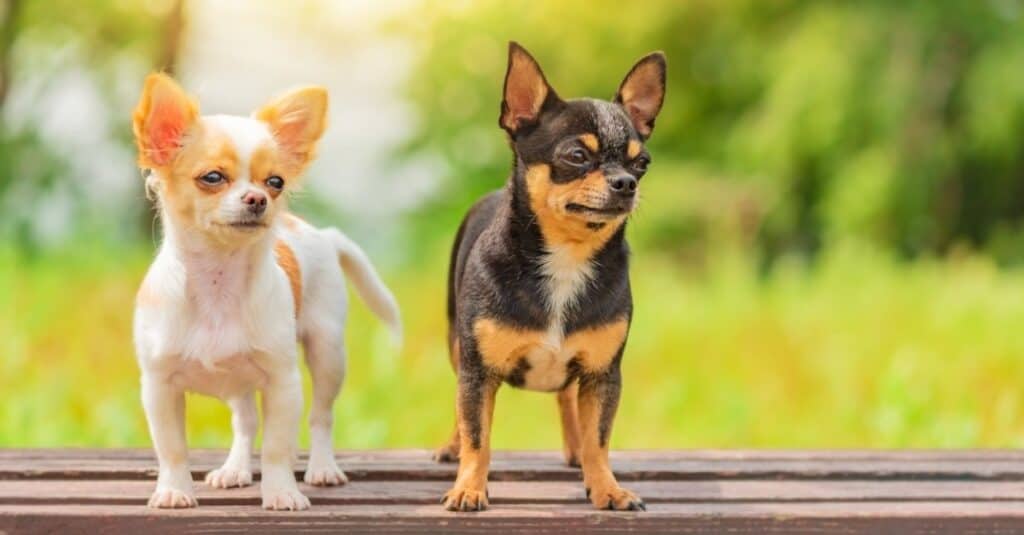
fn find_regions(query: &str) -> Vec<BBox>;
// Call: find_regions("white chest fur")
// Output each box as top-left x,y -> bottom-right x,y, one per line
134,233 -> 297,397
539,246 -> 595,340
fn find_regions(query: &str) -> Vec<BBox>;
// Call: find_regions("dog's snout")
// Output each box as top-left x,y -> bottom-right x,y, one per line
242,191 -> 268,215
608,175 -> 638,197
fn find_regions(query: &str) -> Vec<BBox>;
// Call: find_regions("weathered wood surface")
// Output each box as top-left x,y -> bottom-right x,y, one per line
1,449 -> 1024,534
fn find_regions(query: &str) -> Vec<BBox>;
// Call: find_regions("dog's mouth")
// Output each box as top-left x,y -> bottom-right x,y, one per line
565,203 -> 633,217
218,220 -> 268,231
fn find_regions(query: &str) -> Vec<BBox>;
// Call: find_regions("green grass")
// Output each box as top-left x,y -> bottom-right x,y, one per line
3,240 -> 1024,449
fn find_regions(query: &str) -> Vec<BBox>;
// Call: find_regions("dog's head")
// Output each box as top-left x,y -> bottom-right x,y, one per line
132,74 -> 327,247
500,42 -> 666,241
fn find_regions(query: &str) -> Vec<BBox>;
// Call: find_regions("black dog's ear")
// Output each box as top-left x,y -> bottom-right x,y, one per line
500,42 -> 558,136
615,52 -> 666,139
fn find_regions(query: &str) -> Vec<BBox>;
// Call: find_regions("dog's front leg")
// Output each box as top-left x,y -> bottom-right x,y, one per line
442,351 -> 499,512
578,358 -> 645,511
260,369 -> 309,511
141,373 -> 196,508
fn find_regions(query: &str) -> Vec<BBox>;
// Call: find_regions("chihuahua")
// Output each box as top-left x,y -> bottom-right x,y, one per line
131,74 -> 401,510
436,42 -> 666,512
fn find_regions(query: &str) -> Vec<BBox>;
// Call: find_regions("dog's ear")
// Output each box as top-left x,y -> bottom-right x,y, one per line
254,86 -> 328,171
133,73 -> 199,169
500,42 -> 559,136
615,52 -> 666,139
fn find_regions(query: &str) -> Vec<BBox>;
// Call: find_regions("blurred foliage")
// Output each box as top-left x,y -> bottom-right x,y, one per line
0,0 -> 175,250
397,0 -> 1024,264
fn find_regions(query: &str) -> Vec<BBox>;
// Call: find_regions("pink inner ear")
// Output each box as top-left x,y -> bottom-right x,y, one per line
147,100 -> 187,166
274,115 -> 308,153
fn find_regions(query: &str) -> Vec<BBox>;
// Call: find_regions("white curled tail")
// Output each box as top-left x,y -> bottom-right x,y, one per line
324,228 -> 402,343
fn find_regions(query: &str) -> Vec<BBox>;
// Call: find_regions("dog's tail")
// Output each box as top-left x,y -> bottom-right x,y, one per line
324,228 -> 402,343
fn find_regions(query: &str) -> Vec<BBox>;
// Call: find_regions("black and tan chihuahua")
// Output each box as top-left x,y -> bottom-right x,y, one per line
436,42 -> 666,512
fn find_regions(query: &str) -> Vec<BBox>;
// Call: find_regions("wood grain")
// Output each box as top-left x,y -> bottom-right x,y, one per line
1,450 -> 1023,533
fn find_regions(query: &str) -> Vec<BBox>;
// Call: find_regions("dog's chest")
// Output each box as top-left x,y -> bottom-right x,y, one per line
475,248 -> 600,392
538,246 -> 594,343
169,354 -> 269,398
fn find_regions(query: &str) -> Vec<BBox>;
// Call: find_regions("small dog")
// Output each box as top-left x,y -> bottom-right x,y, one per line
131,74 -> 401,510
436,42 -> 666,512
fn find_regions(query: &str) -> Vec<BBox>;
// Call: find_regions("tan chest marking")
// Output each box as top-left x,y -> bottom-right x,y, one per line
273,240 -> 302,314
474,318 -> 629,390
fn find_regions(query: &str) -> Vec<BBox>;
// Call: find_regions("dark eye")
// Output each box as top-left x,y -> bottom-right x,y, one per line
632,156 -> 650,174
199,171 -> 225,185
564,147 -> 590,166
265,176 -> 285,190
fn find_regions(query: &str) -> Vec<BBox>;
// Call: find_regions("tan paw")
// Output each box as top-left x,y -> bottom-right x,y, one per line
441,484 -> 489,512
148,487 -> 198,508
563,448 -> 581,468
586,484 -> 646,511
204,466 -> 253,488
433,443 -> 460,463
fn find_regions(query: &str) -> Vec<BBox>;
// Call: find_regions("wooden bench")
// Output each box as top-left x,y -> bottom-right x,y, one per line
1,449 -> 1022,533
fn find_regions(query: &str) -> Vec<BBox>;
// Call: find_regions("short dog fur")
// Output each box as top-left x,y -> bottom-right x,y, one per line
131,74 -> 401,510
436,42 -> 666,512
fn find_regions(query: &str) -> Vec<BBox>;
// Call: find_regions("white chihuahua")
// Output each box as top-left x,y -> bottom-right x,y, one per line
131,73 -> 401,511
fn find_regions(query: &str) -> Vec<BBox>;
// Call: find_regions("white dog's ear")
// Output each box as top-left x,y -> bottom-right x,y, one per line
254,86 -> 328,171
133,73 -> 199,168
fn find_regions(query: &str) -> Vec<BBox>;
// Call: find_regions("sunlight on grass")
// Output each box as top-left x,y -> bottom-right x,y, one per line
3,242 -> 1024,448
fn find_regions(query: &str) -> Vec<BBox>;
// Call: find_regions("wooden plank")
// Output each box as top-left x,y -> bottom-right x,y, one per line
3,479 -> 1024,506
4,451 -> 1024,481
2,503 -> 1024,534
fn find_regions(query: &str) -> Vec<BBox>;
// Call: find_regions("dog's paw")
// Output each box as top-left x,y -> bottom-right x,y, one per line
563,449 -> 581,468
148,487 -> 198,509
441,484 -> 489,512
303,458 -> 348,487
204,465 -> 253,488
262,487 -> 311,511
586,483 -> 646,511
433,443 -> 460,463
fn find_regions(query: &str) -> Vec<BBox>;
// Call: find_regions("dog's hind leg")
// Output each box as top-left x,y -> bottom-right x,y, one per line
205,393 -> 257,488
434,336 -> 461,463
302,327 -> 348,486
557,382 -> 582,467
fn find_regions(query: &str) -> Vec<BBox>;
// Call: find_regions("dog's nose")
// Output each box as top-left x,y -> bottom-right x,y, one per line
242,191 -> 267,215
608,175 -> 638,197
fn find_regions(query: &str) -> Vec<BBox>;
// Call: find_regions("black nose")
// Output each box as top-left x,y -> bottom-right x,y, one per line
242,191 -> 268,215
609,175 -> 638,196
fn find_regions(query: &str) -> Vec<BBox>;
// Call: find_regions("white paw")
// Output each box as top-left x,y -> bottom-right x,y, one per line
148,487 -> 198,508
262,486 -> 311,511
205,465 -> 253,488
303,459 -> 348,486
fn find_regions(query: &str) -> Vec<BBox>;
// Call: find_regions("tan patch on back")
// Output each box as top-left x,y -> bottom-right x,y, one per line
627,139 -> 642,159
274,240 -> 302,314
564,318 -> 629,372
579,133 -> 599,153
525,164 -> 626,262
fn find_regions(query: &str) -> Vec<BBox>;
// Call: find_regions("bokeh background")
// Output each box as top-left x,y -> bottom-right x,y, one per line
3,0 -> 1024,449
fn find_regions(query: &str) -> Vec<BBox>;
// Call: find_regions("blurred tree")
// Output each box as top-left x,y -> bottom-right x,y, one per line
397,0 -> 1024,264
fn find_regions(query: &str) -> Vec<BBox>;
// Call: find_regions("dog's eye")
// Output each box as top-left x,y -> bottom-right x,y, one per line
564,147 -> 590,166
265,176 -> 285,191
632,156 -> 650,175
199,171 -> 225,185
